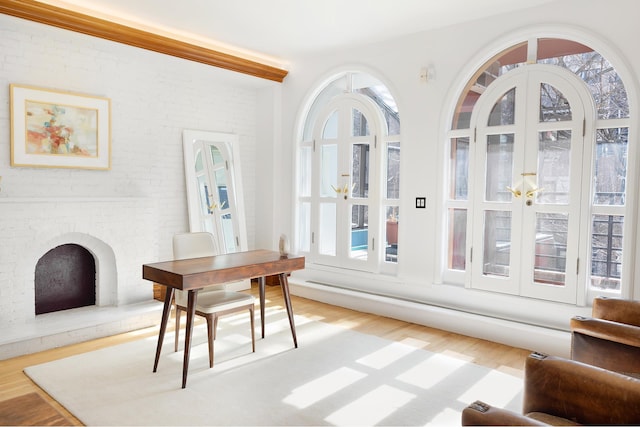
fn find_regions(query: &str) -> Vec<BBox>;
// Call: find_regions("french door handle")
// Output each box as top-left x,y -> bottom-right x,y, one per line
331,183 -> 351,199
525,187 -> 544,198
506,186 -> 522,198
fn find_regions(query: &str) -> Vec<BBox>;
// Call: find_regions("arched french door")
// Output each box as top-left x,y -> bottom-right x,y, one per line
469,64 -> 594,303
311,94 -> 385,272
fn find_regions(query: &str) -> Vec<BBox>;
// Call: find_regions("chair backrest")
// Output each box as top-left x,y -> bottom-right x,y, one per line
173,232 -> 218,260
172,232 -> 219,305
593,297 -> 640,327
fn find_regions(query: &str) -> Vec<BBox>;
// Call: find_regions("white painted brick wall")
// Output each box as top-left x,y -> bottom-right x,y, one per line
0,15 -> 266,334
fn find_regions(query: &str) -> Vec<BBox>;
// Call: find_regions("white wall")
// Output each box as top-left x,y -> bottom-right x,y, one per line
278,0 -> 640,337
0,14 -> 277,326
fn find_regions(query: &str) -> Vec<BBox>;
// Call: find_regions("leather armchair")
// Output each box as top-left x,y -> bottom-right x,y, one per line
461,352 -> 640,426
570,297 -> 640,377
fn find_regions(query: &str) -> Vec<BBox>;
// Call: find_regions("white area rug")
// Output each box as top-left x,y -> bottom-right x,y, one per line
25,309 -> 523,426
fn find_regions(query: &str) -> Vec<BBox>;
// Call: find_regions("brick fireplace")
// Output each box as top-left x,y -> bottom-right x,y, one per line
0,197 -> 163,359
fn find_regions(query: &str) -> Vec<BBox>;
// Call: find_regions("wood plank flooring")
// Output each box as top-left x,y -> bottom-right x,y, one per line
0,283 -> 530,426
0,393 -> 71,426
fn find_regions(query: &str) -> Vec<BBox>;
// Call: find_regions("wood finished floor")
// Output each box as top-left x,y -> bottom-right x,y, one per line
0,283 -> 531,426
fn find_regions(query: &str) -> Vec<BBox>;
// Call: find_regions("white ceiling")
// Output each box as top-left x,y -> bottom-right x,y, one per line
43,0 -> 556,67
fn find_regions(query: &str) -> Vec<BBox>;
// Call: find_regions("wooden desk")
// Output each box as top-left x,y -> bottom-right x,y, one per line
143,250 -> 305,388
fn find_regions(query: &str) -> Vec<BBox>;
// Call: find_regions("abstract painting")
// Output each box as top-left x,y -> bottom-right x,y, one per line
10,84 -> 111,169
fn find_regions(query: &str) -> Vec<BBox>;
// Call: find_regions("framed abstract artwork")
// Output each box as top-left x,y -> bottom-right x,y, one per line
10,84 -> 111,170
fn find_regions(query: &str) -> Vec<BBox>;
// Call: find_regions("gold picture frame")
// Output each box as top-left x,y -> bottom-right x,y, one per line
10,84 -> 111,170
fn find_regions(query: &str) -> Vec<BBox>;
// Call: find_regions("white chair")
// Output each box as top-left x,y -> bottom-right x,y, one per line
172,232 -> 255,368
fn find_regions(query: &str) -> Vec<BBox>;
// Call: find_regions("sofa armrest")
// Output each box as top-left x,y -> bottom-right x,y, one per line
523,352 -> 640,425
570,315 -> 640,348
461,401 -> 547,426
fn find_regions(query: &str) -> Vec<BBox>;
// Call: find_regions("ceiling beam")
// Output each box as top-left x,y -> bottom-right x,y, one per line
0,0 -> 289,82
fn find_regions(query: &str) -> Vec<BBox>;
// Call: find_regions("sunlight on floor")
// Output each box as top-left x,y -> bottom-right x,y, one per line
441,349 -> 474,362
325,385 -> 416,425
283,367 -> 366,409
399,336 -> 431,348
356,342 -> 418,369
397,353 -> 467,389
430,407 -> 463,425
457,369 -> 522,408
335,319 -> 364,329
497,364 -> 525,378
281,338 -> 522,425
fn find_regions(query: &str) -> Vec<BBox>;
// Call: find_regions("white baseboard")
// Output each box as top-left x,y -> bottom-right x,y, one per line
289,279 -> 571,358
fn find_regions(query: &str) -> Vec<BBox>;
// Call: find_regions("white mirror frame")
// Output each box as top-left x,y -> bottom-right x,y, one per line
182,129 -> 249,289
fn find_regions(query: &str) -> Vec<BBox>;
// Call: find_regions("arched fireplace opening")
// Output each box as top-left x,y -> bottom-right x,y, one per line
35,244 -> 96,315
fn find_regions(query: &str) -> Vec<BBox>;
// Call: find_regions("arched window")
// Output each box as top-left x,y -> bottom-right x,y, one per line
444,37 -> 632,304
296,71 -> 401,275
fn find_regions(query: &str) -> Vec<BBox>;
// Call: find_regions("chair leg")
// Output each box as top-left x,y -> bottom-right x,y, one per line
249,305 -> 255,353
174,306 -> 182,352
206,315 -> 215,368
213,315 -> 219,340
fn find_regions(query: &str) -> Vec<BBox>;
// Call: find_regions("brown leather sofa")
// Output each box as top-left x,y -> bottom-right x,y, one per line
461,352 -> 640,426
570,296 -> 640,377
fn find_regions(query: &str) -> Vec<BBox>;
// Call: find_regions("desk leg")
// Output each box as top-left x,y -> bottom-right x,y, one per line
258,276 -> 266,339
153,287 -> 174,373
182,289 -> 198,389
279,273 -> 298,348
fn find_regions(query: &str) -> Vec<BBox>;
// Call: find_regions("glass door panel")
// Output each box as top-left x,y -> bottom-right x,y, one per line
537,130 -> 571,204
321,144 -> 338,197
220,213 -> 236,253
539,83 -> 572,122
485,134 -> 515,202
315,107 -> 341,266
482,210 -> 512,277
352,108 -> 369,136
196,174 -> 209,215
319,203 -> 337,256
448,208 -> 467,270
299,146 -> 312,197
384,140 -> 400,265
209,145 -> 224,164
323,111 -> 338,139
533,213 -> 568,286
385,205 -> 399,263
386,142 -> 400,199
297,202 -> 311,253
591,215 -> 623,289
351,143 -> 369,198
593,128 -> 628,206
213,169 -> 228,208
488,88 -> 516,126
350,204 -> 368,260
